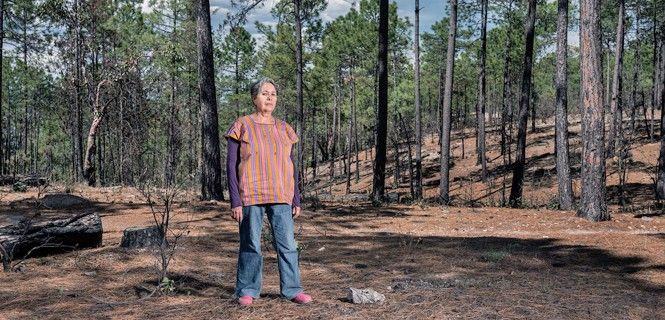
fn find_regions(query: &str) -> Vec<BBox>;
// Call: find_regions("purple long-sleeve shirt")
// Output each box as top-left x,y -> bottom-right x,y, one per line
226,137 -> 301,208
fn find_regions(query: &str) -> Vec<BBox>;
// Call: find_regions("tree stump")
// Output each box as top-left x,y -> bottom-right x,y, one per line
120,226 -> 163,249
0,212 -> 103,259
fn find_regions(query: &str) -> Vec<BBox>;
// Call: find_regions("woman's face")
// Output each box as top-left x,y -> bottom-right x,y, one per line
253,83 -> 277,114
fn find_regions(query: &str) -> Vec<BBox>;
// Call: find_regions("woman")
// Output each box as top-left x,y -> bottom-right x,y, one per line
225,78 -> 312,306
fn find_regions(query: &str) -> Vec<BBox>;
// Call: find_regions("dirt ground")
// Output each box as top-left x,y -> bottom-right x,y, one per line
1,117 -> 664,319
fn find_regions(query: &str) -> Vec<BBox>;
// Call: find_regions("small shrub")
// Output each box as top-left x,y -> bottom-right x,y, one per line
302,195 -> 324,211
160,276 -> 176,294
12,182 -> 27,192
546,197 -> 560,210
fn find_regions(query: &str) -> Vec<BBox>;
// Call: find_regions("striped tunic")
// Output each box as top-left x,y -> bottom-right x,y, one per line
225,115 -> 299,206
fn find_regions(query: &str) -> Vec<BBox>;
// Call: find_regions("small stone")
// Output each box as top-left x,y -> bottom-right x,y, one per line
347,287 -> 385,304
83,271 -> 97,277
641,217 -> 653,221
317,246 -> 326,252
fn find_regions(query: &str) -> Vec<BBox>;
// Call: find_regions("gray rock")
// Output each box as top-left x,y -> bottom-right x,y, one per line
347,287 -> 385,304
384,192 -> 399,203
41,193 -> 90,209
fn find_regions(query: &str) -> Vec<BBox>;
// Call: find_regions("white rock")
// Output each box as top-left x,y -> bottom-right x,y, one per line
347,287 -> 385,304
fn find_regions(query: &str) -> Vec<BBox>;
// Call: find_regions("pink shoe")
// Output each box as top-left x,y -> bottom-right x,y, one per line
291,292 -> 312,304
238,295 -> 254,306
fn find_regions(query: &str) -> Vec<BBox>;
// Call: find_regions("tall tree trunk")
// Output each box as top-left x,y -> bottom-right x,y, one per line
166,7 -> 179,187
509,0 -> 536,207
330,71 -> 340,180
439,0 -> 458,204
654,12 -> 665,199
188,64 -> 196,178
631,5 -> 641,134
392,122 -> 400,186
234,28 -> 241,119
605,45 -> 611,109
328,78 -> 340,183
372,0 -> 389,205
462,92 -> 467,159
437,66 -> 444,146
346,117 -> 352,194
352,64 -> 360,183
294,0 -> 304,192
414,0 -> 423,199
75,0 -> 83,181
8,86 -> 13,175
22,5 -> 28,173
651,1 -> 658,141
530,73 -> 537,133
555,0 -> 574,210
607,0 -> 626,158
500,1 -> 513,158
477,0 -> 488,181
0,0 -> 4,175
312,129 -> 318,180
399,112 -> 415,198
578,0 -> 608,221
196,0 -> 223,200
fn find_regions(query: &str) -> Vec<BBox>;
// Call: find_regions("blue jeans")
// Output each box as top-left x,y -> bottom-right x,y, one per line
235,204 -> 303,299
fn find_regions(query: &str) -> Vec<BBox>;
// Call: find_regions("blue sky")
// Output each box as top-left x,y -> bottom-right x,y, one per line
201,0 -> 448,38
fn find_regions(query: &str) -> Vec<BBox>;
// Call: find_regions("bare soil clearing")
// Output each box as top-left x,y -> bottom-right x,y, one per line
0,186 -> 663,319
1,118 -> 664,319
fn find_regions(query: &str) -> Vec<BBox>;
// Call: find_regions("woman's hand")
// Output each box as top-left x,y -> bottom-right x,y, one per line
292,206 -> 301,219
231,206 -> 243,222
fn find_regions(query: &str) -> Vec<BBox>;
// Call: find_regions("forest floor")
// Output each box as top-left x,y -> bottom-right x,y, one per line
1,116 -> 664,319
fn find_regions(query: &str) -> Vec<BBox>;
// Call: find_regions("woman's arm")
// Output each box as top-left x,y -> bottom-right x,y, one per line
227,138 -> 242,209
291,154 -> 300,208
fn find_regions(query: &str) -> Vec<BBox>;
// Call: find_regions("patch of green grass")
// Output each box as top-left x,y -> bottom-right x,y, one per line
480,250 -> 511,262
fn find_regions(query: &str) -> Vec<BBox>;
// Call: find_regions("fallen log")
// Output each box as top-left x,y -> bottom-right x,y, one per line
0,175 -> 47,187
0,212 -> 103,260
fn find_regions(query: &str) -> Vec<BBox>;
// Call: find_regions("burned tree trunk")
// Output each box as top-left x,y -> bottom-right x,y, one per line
414,0 -> 423,199
631,5 -> 641,134
0,212 -> 103,266
372,0 -> 389,205
509,0 -> 537,207
555,0 -> 574,210
439,0 -> 458,204
654,19 -> 665,200
196,0 -> 223,200
607,0 -> 626,158
477,0 -> 488,181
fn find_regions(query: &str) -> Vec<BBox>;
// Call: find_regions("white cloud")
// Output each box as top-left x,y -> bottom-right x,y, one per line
141,0 -> 153,13
321,0 -> 355,22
